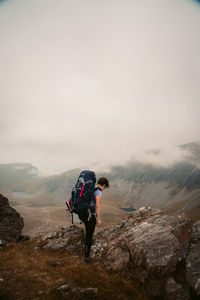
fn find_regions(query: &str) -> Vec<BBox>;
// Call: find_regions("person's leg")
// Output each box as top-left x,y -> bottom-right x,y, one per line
78,212 -> 90,258
84,215 -> 96,258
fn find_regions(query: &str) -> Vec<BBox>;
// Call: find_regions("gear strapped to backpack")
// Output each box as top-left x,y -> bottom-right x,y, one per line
66,170 -> 96,224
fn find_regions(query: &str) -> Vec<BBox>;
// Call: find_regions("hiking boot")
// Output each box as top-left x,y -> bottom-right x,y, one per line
82,257 -> 92,264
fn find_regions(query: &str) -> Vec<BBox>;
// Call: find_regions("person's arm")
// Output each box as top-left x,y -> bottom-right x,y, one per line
96,195 -> 102,226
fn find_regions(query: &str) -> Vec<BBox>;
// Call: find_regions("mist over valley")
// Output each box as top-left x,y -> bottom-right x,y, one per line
1,141 -> 200,237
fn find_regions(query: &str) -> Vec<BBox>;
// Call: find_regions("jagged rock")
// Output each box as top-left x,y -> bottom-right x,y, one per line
0,194 -> 24,242
41,206 -> 199,299
92,207 -> 191,271
186,220 -> 200,296
41,225 -> 84,250
91,207 -> 193,297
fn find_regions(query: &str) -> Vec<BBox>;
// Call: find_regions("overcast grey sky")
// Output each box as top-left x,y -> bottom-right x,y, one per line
0,0 -> 200,174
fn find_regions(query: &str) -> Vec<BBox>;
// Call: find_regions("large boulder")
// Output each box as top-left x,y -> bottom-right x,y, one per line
92,207 -> 192,273
0,194 -> 24,242
91,207 -> 193,298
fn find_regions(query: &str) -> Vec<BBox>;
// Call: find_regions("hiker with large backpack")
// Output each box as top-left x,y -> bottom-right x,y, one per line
66,170 -> 109,263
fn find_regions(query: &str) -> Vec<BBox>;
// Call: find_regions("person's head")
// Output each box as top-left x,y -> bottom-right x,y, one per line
97,177 -> 109,191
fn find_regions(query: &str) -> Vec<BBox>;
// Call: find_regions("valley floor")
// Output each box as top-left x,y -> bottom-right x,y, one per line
16,204 -> 128,237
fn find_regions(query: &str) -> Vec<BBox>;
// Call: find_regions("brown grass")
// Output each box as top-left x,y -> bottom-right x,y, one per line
0,239 -> 148,300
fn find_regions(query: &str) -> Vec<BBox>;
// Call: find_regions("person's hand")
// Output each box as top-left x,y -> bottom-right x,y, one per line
97,219 -> 102,226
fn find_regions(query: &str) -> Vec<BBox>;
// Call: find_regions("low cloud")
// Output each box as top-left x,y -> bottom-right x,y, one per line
130,146 -> 190,168
0,0 -> 200,174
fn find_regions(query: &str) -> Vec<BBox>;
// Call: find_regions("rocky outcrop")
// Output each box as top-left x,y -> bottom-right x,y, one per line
92,207 -> 191,271
0,194 -> 24,242
90,207 -> 198,299
41,225 -> 84,250
39,207 -> 199,299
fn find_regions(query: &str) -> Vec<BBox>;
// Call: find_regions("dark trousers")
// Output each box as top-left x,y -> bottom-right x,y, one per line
79,212 -> 96,258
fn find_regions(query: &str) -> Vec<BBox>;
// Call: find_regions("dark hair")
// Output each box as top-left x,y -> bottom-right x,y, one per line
97,177 -> 109,188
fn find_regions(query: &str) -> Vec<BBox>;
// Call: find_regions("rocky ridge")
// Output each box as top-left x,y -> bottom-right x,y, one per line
41,225 -> 84,250
0,193 -> 199,299
41,207 -> 200,299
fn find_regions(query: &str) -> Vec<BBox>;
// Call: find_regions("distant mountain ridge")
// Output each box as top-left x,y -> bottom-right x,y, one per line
102,142 -> 200,219
0,142 -> 200,220
0,163 -> 39,192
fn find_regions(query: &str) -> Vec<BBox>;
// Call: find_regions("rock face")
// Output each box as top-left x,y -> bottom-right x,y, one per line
91,207 -> 196,299
92,207 -> 191,272
0,194 -> 24,242
41,225 -> 84,250
40,206 -> 200,299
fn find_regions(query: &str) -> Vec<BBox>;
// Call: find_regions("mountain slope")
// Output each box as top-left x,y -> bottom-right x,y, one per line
1,142 -> 200,221
0,163 -> 40,192
101,142 -> 200,219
